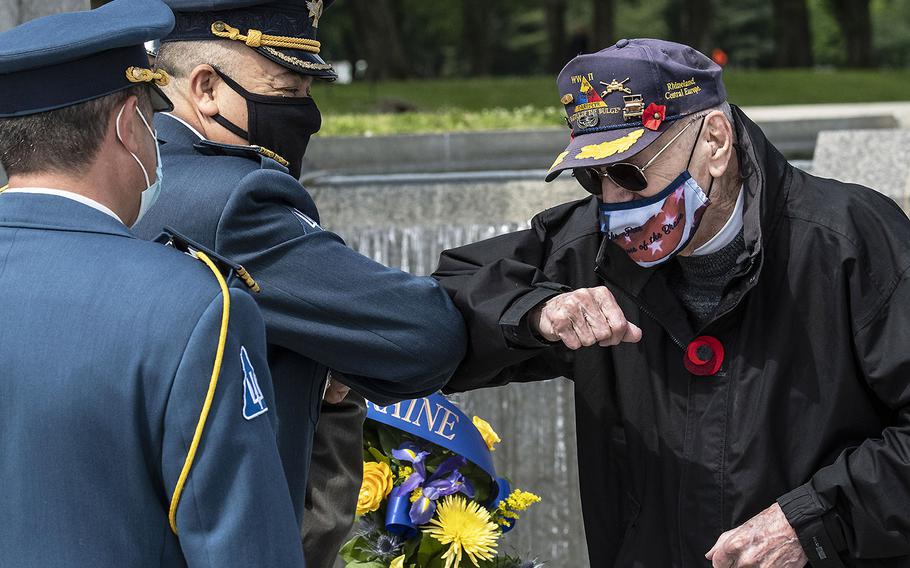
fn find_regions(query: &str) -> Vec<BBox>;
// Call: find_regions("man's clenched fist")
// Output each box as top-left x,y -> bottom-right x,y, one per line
531,286 -> 642,350
707,503 -> 808,568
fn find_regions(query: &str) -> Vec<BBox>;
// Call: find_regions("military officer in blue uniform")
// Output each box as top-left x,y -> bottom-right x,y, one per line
0,1 -> 307,565
129,1 -> 468,565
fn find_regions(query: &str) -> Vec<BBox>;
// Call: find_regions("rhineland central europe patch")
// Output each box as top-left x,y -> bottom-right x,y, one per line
240,346 -> 268,420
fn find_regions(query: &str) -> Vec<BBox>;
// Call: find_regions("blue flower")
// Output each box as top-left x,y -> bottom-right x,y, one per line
392,445 -> 475,525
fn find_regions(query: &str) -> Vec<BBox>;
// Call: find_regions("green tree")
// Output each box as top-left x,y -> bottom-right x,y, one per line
591,0 -> 617,51
871,0 -> 910,67
712,0 -> 774,67
825,0 -> 873,67
545,0 -> 569,73
771,0 -> 814,67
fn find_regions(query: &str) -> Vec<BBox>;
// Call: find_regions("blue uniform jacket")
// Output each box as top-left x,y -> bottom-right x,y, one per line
133,114 -> 467,520
0,194 -> 305,567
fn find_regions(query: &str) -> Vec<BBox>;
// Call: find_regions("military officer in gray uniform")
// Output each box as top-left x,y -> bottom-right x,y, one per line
0,1 -> 306,565
130,1 -> 468,565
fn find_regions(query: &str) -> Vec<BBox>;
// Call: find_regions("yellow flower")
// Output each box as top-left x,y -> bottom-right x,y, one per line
390,555 -> 405,568
410,487 -> 423,503
504,489 -> 541,512
472,416 -> 501,452
356,461 -> 394,516
426,495 -> 500,568
493,489 -> 541,526
396,466 -> 414,484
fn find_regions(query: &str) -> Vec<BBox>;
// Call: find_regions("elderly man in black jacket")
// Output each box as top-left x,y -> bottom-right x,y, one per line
433,39 -> 910,567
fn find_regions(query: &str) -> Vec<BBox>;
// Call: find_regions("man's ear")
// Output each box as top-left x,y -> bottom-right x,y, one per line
703,110 -> 734,179
187,64 -> 221,118
111,95 -> 143,155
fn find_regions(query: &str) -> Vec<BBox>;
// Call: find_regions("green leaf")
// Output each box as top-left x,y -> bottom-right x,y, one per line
345,561 -> 388,568
402,535 -> 421,558
416,534 -> 446,567
368,446 -> 390,465
339,535 -> 372,563
377,424 -> 404,455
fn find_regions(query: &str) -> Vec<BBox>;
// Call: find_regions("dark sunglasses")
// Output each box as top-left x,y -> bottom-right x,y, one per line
584,115 -> 704,192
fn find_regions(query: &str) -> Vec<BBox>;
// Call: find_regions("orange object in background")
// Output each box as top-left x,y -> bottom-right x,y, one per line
712,48 -> 729,66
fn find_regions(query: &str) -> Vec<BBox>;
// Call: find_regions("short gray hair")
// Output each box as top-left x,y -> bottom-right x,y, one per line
716,101 -> 735,126
0,86 -> 152,177
155,40 -> 242,80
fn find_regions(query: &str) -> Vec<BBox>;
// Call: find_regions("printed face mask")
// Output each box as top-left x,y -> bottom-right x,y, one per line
599,171 -> 712,268
115,104 -> 163,227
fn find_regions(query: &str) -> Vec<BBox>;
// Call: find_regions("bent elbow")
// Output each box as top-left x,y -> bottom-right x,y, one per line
412,310 -> 467,393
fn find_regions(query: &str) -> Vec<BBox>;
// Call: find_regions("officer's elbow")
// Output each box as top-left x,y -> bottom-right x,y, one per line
408,309 -> 467,393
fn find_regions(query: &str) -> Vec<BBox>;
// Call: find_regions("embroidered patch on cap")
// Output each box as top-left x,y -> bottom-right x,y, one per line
240,346 -> 268,420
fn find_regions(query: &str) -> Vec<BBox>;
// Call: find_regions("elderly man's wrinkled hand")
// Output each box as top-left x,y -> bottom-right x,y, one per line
531,287 -> 642,350
706,503 -> 808,568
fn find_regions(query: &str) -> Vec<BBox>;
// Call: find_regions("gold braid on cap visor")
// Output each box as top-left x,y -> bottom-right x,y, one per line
210,21 -> 321,54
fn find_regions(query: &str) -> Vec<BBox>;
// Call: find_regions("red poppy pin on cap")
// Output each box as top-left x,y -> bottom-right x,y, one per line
684,336 -> 724,376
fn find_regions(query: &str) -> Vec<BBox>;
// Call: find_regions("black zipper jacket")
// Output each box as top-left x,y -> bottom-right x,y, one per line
433,107 -> 910,567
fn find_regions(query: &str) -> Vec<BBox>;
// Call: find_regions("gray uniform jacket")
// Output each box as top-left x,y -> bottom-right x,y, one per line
0,193 -> 305,567
134,114 -> 467,526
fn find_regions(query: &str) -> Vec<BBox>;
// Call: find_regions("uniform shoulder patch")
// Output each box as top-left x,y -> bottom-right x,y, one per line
290,207 -> 322,233
240,346 -> 268,420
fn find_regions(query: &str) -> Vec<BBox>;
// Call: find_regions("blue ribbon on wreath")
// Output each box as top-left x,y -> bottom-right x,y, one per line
366,393 -> 514,536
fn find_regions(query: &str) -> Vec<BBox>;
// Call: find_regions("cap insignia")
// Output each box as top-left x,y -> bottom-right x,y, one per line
622,94 -> 644,121
126,66 -> 170,86
599,78 -> 632,97
306,0 -> 324,29
573,77 -> 607,112
575,128 -> 645,160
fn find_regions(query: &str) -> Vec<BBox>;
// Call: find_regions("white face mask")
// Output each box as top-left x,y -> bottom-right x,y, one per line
115,104 -> 163,227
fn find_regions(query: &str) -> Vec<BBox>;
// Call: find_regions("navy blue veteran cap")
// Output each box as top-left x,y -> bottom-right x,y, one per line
545,38 -> 727,182
0,0 -> 175,118
162,0 -> 337,80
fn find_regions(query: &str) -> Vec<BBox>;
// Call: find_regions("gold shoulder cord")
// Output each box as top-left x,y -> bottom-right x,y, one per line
235,266 -> 261,293
251,145 -> 290,168
168,251 -> 231,535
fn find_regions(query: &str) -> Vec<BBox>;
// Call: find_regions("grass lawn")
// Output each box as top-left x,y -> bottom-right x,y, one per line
312,69 -> 910,136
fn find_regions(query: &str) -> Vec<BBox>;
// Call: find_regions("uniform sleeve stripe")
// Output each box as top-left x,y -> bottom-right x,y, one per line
168,251 -> 231,535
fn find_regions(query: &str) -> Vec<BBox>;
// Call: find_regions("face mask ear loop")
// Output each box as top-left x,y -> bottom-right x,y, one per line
705,175 -> 716,200
685,116 -> 707,171
116,104 -> 151,188
208,66 -> 253,141
134,106 -> 156,140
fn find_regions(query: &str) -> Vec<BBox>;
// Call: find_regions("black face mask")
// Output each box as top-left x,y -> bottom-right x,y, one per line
211,67 -> 321,179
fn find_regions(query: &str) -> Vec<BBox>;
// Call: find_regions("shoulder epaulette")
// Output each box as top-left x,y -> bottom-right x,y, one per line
193,140 -> 290,169
155,227 -> 261,293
